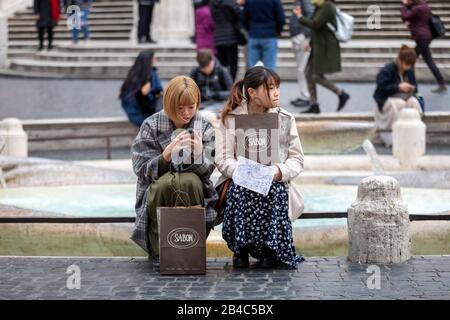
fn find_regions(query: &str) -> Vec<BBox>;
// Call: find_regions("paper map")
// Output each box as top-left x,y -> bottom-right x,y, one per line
232,156 -> 275,196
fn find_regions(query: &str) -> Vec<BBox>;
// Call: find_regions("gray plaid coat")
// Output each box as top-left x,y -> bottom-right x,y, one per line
130,111 -> 218,253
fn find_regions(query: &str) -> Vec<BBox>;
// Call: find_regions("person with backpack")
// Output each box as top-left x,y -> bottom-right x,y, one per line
293,0 -> 350,114
401,0 -> 447,93
373,45 -> 424,146
239,0 -> 286,71
289,0 -> 314,108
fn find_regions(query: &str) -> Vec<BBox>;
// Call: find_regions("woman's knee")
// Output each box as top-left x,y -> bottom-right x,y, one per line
178,173 -> 203,190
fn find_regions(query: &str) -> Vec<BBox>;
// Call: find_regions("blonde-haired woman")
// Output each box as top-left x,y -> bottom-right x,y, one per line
130,75 -> 218,270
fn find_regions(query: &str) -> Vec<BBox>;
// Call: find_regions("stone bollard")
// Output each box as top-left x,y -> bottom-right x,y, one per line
347,176 -> 411,264
0,118 -> 28,157
392,108 -> 426,168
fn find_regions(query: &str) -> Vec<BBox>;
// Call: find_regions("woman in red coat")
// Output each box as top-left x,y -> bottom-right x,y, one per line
34,0 -> 60,51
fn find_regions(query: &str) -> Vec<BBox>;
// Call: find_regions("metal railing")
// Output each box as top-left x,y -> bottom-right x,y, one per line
1,211 -> 449,224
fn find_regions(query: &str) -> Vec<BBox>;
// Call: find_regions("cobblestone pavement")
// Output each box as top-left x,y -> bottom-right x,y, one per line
1,256 -> 450,300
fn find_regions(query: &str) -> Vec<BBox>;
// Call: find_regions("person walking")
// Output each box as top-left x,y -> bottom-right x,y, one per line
401,0 -> 447,93
210,0 -> 241,80
289,0 -> 313,108
293,0 -> 350,114
137,0 -> 159,44
34,0 -> 60,51
239,0 -> 286,71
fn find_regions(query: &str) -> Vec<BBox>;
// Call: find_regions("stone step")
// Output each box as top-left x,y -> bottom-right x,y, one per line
9,25 -> 132,33
16,7 -> 133,15
9,13 -> 134,21
9,58 -> 449,82
8,39 -> 450,54
8,33 -> 131,40
21,49 -> 450,65
8,19 -> 134,27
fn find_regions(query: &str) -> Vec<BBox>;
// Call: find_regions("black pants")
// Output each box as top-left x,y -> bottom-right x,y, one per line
138,4 -> 155,41
216,45 -> 238,81
415,39 -> 445,85
38,26 -> 54,49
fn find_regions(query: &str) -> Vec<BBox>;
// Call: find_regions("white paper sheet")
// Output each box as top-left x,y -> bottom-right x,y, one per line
232,156 -> 276,196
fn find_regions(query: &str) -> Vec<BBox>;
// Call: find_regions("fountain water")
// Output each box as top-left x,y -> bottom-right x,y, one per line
362,139 -> 384,175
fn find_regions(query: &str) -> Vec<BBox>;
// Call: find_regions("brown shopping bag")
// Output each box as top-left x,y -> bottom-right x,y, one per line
157,206 -> 206,275
235,113 -> 280,165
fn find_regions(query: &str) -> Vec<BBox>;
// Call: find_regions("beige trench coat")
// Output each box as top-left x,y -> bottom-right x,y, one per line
215,103 -> 305,221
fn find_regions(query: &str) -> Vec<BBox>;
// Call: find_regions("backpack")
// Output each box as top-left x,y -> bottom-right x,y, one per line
327,9 -> 354,43
429,14 -> 446,39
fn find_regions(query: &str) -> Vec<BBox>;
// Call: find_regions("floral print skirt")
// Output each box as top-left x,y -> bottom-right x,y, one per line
222,181 -> 303,268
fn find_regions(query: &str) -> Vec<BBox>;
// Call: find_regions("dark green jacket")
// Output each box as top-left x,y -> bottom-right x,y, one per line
298,1 -> 341,75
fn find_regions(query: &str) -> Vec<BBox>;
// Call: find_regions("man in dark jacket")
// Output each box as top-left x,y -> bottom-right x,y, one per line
190,49 -> 233,105
137,0 -> 159,43
401,0 -> 447,93
239,0 -> 285,70
210,0 -> 241,80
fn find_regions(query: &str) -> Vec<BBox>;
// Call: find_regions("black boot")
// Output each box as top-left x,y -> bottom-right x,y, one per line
337,91 -> 350,111
252,246 -> 278,269
232,248 -> 249,269
301,103 -> 320,114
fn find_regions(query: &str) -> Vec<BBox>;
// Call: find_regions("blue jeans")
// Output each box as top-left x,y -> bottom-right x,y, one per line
248,38 -> 278,70
71,9 -> 90,42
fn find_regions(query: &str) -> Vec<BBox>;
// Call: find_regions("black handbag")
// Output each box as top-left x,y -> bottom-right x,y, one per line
429,14 -> 446,39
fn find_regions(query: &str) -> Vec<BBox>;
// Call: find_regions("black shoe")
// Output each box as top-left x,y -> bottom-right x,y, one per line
151,255 -> 160,271
252,256 -> 278,269
232,252 -> 249,269
301,103 -> 320,114
290,98 -> 310,107
37,45 -> 44,51
337,91 -> 350,112
432,84 -> 448,93
147,39 -> 157,44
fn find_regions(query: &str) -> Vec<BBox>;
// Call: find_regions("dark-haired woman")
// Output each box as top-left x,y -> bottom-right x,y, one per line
215,66 -> 305,270
373,45 -> 423,146
120,50 -> 164,127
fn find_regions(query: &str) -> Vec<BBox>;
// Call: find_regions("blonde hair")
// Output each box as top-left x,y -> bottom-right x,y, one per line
163,76 -> 201,121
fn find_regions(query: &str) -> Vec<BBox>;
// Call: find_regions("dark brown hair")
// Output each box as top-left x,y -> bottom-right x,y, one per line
221,66 -> 281,123
196,49 -> 214,68
397,44 -> 417,66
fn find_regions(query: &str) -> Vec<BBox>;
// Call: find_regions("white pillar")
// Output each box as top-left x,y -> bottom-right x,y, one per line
0,118 -> 28,157
152,0 -> 194,44
0,11 -> 7,69
393,108 -> 426,168
348,176 -> 411,264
